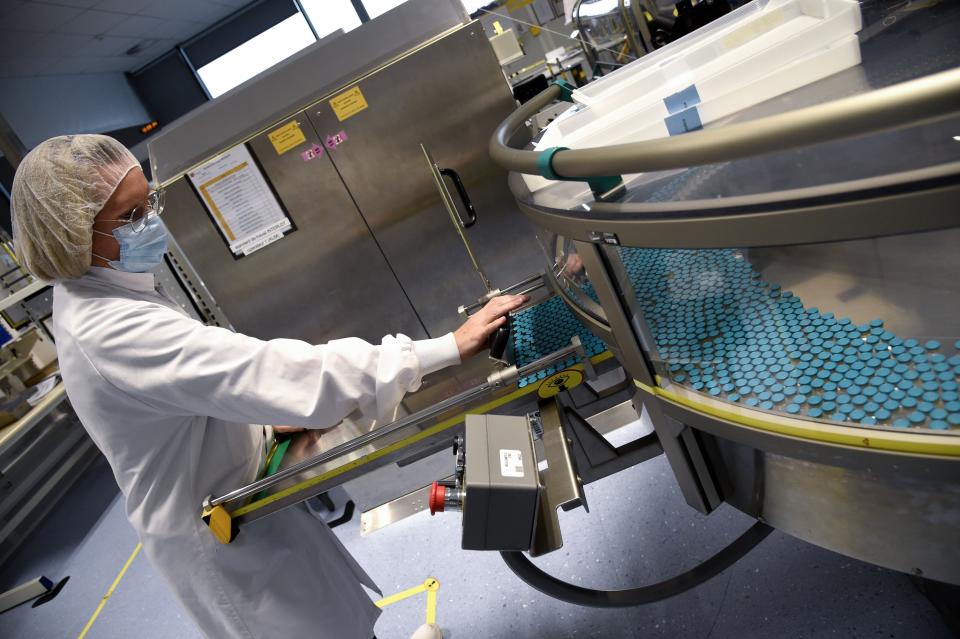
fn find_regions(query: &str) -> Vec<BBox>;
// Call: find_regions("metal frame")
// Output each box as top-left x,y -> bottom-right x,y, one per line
554,392 -> 661,486
573,240 -> 654,385
515,163 -> 960,248
647,387 -> 960,583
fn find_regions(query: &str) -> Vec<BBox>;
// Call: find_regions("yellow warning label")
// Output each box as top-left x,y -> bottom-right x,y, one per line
329,86 -> 368,122
267,120 -> 306,155
538,369 -> 585,399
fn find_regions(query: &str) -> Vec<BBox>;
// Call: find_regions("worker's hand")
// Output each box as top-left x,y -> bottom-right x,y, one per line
453,294 -> 528,360
563,253 -> 585,279
273,425 -> 306,434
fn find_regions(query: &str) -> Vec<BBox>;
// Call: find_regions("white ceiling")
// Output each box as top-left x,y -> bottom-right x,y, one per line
0,0 -> 252,78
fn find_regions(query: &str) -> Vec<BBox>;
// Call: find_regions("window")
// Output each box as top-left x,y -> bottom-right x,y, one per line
361,0 -> 410,20
461,0 -> 494,15
196,13 -> 317,99
299,0 -> 363,38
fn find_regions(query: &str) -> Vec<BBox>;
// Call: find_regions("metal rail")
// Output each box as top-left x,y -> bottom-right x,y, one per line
458,272 -> 546,317
489,67 -> 960,178
205,340 -> 585,509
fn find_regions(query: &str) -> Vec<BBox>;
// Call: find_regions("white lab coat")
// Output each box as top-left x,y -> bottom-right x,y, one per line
53,267 -> 460,639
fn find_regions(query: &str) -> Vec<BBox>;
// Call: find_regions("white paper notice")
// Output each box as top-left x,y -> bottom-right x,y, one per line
187,144 -> 292,256
499,449 -> 525,478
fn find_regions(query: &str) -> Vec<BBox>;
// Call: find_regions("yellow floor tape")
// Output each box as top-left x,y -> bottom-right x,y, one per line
76,547 -> 441,637
375,577 -> 440,625
77,542 -> 142,639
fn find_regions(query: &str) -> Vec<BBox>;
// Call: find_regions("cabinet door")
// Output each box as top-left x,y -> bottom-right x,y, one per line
161,117 -> 427,344
306,25 -> 545,338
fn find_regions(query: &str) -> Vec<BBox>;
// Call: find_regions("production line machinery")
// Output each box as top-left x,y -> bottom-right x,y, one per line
200,266 -> 785,607
199,0 -> 959,614
200,282 -> 644,540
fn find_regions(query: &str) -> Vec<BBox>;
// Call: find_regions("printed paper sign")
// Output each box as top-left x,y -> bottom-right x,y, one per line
187,144 -> 292,257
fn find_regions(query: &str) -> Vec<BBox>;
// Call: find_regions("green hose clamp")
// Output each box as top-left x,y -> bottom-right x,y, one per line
554,79 -> 576,103
537,146 -> 625,202
537,146 -> 568,181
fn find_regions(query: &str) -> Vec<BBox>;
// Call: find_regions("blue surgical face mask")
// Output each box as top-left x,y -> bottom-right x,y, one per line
93,216 -> 168,273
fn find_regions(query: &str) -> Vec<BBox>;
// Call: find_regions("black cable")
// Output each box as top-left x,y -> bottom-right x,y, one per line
500,520 -> 773,608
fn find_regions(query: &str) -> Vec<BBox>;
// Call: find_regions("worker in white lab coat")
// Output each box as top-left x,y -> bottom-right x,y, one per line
10,135 -> 526,639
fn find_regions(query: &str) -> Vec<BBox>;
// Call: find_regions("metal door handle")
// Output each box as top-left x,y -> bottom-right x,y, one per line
439,168 -> 477,228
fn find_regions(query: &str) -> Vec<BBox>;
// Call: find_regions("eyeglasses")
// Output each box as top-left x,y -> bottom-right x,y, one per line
98,189 -> 165,233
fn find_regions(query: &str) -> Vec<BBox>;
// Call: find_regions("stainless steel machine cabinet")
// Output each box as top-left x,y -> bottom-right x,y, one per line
147,0 -> 544,356
490,0 -> 960,584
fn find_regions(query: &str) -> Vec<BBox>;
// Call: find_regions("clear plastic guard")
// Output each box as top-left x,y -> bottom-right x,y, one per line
616,230 -> 960,433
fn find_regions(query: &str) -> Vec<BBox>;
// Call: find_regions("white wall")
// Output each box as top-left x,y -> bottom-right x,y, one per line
0,73 -> 150,149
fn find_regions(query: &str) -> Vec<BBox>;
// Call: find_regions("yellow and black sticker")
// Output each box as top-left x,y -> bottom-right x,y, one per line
329,86 -> 368,122
267,120 -> 306,155
538,369 -> 584,398
201,504 -> 237,544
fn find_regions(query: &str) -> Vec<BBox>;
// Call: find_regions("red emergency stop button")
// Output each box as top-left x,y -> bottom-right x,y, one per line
429,482 -> 445,515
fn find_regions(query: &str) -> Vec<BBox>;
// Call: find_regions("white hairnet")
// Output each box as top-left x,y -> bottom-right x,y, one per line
11,134 -> 139,282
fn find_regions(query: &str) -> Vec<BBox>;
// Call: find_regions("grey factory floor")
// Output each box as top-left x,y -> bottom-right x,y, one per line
0,416 -> 954,639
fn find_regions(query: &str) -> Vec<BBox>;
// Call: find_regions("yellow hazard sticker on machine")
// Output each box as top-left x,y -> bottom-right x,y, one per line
538,369 -> 584,398
329,86 -> 368,122
267,120 -> 306,155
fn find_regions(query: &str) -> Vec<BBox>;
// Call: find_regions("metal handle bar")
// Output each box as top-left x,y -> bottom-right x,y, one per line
439,168 -> 477,228
206,339 -> 585,509
489,67 -> 960,178
458,272 -> 546,317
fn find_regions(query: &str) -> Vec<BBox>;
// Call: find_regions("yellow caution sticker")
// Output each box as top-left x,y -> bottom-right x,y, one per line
329,86 -> 368,122
538,369 -> 584,399
267,120 -> 306,155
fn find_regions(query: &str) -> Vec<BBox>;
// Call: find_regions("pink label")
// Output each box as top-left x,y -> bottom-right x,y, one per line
300,143 -> 324,161
324,130 -> 348,149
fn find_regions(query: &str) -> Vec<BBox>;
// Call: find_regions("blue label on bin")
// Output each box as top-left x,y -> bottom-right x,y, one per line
663,84 -> 701,114
665,107 -> 703,136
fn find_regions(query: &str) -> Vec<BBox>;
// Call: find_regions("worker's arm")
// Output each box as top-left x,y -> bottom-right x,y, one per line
80,294 -> 525,428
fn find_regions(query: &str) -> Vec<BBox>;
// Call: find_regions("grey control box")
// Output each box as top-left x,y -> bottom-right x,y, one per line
462,414 -> 541,551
